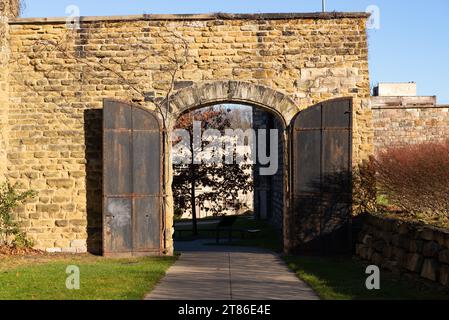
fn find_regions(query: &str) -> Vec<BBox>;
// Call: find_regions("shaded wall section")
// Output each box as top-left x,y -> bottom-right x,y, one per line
252,108 -> 284,233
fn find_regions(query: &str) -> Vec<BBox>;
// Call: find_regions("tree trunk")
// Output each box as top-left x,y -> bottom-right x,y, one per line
190,173 -> 198,236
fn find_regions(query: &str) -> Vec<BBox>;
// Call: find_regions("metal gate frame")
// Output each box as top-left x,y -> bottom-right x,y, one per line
102,99 -> 164,257
289,97 -> 353,254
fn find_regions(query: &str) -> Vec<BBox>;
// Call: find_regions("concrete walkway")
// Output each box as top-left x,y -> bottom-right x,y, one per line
145,240 -> 319,300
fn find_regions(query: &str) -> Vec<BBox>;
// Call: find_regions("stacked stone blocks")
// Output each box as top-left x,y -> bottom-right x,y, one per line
356,214 -> 449,288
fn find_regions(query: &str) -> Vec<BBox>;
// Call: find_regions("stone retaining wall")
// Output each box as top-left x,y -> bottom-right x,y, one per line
371,96 -> 449,152
355,214 -> 449,287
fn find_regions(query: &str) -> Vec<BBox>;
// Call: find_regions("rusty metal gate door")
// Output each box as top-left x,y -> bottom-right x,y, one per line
103,99 -> 162,256
290,98 -> 352,254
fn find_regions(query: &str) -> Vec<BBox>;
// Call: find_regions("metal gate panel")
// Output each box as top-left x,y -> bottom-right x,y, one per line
103,131 -> 132,195
290,98 -> 352,254
294,130 -> 321,193
131,111 -> 162,251
104,198 -> 132,252
132,131 -> 161,195
134,197 -> 161,250
103,99 -> 162,256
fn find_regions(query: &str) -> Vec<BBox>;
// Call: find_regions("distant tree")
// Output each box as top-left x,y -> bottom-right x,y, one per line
172,106 -> 253,235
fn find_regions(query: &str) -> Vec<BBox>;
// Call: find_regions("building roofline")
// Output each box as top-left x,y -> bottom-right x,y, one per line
9,12 -> 370,25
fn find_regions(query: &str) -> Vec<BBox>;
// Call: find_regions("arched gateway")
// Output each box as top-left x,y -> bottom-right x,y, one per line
103,81 -> 353,256
2,12 -> 371,254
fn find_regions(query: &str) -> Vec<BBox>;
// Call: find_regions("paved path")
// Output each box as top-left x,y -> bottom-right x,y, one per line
145,240 -> 319,300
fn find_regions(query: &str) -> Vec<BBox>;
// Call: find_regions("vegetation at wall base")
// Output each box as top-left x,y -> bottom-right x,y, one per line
0,182 -> 37,250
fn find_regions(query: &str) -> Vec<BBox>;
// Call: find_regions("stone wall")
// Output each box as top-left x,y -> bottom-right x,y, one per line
0,15 -> 10,184
371,96 -> 449,152
0,0 -> 21,19
2,12 -> 371,252
355,214 -> 449,288
0,0 -> 20,183
252,108 -> 284,232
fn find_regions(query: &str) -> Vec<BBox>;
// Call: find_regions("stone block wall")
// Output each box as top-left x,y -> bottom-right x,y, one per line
356,214 -> 449,288
0,15 -> 10,184
252,108 -> 284,232
371,96 -> 449,152
1,13 -> 371,252
0,0 -> 20,183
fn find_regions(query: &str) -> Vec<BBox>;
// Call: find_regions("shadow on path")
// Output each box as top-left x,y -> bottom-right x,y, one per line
145,239 -> 319,300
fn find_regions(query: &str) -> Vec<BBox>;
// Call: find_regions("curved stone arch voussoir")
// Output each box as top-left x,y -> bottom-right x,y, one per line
167,81 -> 299,125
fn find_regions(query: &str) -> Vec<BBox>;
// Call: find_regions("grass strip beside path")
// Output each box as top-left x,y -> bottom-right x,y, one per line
284,255 -> 449,300
0,254 -> 176,300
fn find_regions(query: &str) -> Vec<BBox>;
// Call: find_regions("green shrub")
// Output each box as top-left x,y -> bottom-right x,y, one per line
0,182 -> 37,248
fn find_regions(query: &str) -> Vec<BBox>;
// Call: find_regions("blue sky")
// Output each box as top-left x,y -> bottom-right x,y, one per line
20,0 -> 449,103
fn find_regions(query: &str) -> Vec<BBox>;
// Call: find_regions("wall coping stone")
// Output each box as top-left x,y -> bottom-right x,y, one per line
9,12 -> 370,25
370,96 -> 438,109
364,213 -> 449,237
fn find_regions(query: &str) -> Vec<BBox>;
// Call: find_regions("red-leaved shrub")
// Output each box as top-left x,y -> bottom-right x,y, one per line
373,140 -> 449,220
353,159 -> 378,216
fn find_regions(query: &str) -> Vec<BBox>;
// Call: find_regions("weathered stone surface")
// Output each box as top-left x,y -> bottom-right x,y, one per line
356,215 -> 449,288
438,250 -> 449,264
362,234 -> 374,246
420,229 -> 435,241
439,265 -> 449,287
391,247 -> 406,263
409,240 -> 423,253
70,239 -> 86,248
380,231 -> 393,244
381,260 -> 399,272
372,252 -> 383,266
420,259 -> 439,281
382,245 -> 393,259
422,241 -> 440,258
55,220 -> 68,227
405,253 -> 423,273
398,223 -> 409,235
373,240 -> 386,252
46,179 -> 73,189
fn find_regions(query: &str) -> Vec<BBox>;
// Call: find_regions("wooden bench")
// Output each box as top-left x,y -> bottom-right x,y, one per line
174,216 -> 262,243
215,215 -> 238,244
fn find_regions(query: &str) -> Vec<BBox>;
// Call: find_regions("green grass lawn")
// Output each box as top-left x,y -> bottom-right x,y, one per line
0,254 -> 176,300
284,255 -> 449,300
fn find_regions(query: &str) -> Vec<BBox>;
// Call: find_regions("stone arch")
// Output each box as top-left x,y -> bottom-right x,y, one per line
167,80 -> 294,253
167,81 -> 299,125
